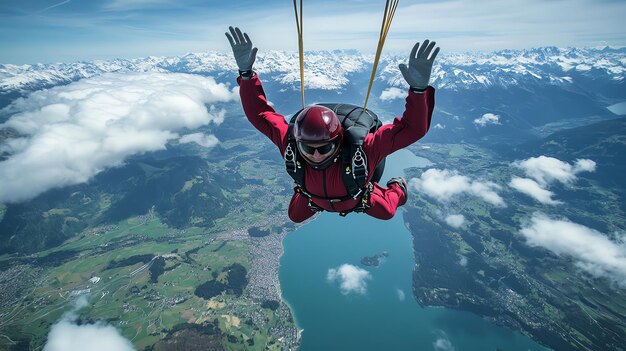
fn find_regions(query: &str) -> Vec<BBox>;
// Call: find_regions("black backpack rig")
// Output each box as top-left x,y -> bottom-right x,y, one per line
284,103 -> 386,216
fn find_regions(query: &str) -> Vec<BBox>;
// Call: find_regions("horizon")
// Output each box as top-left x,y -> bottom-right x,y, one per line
3,44 -> 626,67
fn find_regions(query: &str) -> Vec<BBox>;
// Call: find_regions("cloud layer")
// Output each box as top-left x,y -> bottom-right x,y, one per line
513,156 -> 596,187
445,214 -> 466,228
44,320 -> 136,351
510,156 -> 596,204
396,289 -> 405,301
433,330 -> 455,351
43,295 -> 136,351
458,255 -> 468,267
473,113 -> 500,127
379,87 -> 406,101
179,132 -> 220,148
509,177 -> 562,205
0,72 -> 236,203
327,264 -> 371,295
410,169 -> 505,206
520,213 -> 626,287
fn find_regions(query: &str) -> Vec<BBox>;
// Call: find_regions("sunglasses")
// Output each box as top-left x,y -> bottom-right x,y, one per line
299,142 -> 335,155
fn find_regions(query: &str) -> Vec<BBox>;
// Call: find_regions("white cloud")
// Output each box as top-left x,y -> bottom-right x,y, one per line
40,0 -> 71,13
433,331 -> 455,351
509,177 -> 562,205
434,123 -> 446,130
104,0 -> 171,11
44,321 -> 136,351
380,87 -> 406,101
574,158 -> 597,173
458,255 -> 468,267
327,264 -> 371,295
473,113 -> 501,127
445,214 -> 465,228
43,295 -> 135,351
396,289 -> 405,301
520,213 -> 626,287
179,132 -> 219,148
513,156 -> 596,186
409,169 -> 505,206
0,72 -> 236,203
73,295 -> 90,310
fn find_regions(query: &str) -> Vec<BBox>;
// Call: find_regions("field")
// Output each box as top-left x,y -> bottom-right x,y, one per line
0,133 -> 299,351
0,211 -> 297,350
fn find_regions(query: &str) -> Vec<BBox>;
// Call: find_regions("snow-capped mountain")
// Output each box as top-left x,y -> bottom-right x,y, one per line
1,47 -> 624,94
1,47 -> 625,147
395,46 -> 626,90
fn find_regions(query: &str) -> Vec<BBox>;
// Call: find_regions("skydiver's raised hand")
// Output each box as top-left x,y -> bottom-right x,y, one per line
225,26 -> 258,73
399,40 -> 440,91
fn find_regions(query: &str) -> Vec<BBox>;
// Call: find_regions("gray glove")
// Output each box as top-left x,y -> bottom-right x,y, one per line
225,26 -> 258,73
399,39 -> 440,90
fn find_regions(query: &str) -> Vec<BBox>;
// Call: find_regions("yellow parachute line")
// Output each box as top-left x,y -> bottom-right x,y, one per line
364,0 -> 399,112
293,0 -> 305,109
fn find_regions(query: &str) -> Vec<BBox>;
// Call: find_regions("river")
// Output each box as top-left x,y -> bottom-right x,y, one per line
278,149 -> 549,351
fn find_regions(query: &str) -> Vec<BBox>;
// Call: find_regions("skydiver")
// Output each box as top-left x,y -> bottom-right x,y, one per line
226,26 -> 438,223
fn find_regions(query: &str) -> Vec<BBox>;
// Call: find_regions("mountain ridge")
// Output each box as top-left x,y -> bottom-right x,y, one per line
1,46 -> 624,94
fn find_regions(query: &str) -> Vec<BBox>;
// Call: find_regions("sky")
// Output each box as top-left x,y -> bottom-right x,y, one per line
1,0 -> 625,64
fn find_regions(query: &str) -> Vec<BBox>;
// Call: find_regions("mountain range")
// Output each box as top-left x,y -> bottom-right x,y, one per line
2,46 -> 624,147
1,47 -> 624,93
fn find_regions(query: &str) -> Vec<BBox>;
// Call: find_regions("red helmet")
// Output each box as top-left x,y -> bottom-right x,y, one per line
294,105 -> 343,144
294,105 -> 343,168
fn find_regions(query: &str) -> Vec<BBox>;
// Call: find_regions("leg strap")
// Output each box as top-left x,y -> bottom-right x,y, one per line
339,182 -> 374,217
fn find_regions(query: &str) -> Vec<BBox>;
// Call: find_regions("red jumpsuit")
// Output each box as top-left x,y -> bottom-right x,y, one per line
238,74 -> 435,223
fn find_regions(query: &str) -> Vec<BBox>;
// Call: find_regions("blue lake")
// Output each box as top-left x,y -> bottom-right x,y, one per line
279,149 -> 549,351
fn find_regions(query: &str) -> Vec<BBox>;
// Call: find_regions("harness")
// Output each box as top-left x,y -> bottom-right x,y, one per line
284,103 -> 386,216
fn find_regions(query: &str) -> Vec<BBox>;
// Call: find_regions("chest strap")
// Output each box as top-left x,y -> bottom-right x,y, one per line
341,144 -> 369,199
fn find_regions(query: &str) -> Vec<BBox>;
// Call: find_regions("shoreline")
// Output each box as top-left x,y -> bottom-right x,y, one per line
278,292 -> 304,345
223,219 -> 300,349
275,218 -> 319,348
274,214 -> 324,348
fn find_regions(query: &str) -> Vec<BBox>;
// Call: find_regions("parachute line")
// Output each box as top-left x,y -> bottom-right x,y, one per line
364,0 -> 399,112
293,0 -> 305,109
